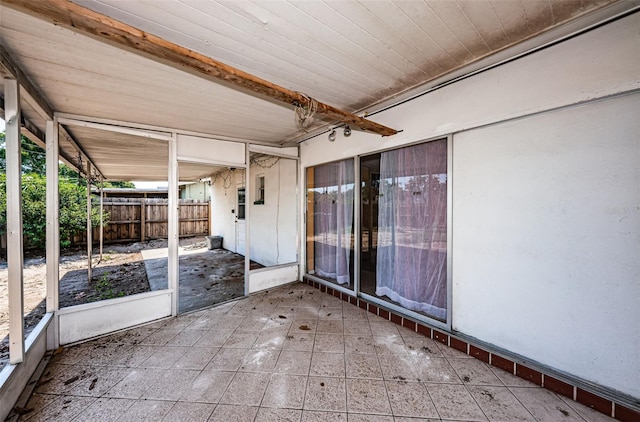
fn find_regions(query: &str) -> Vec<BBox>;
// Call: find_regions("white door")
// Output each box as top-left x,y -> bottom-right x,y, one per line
235,187 -> 246,255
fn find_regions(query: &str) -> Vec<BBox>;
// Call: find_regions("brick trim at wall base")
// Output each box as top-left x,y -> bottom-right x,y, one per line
302,277 -> 640,422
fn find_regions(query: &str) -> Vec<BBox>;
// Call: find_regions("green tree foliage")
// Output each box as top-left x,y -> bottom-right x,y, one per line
0,172 -> 105,249
0,132 -> 113,249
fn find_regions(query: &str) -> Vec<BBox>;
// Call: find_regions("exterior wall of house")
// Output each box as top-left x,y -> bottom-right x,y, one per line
299,13 -> 640,399
210,170 -> 244,253
180,182 -> 210,201
249,158 -> 298,266
210,159 -> 297,267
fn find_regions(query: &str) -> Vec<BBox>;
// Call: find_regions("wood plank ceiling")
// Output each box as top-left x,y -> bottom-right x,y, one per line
0,0 -> 622,181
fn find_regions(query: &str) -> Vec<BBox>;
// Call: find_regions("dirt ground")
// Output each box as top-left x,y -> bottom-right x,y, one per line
0,237 -> 214,370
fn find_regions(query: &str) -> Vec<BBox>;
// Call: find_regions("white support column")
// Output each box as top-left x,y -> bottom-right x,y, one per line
168,134 -> 179,315
46,119 -> 60,349
5,77 -> 25,364
244,147 -> 250,297
45,121 -> 60,310
86,161 -> 92,282
99,176 -> 104,261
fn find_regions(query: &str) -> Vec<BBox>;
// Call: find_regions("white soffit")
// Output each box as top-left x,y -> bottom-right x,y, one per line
74,0 -> 618,113
0,6 -> 299,144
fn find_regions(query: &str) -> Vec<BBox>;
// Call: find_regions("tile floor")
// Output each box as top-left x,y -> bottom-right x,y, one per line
16,283 -> 615,421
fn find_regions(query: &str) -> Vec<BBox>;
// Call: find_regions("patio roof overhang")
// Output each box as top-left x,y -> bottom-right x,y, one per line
0,0 -> 635,182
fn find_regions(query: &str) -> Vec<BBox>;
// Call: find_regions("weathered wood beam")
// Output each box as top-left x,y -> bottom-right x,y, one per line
1,0 -> 399,137
0,44 -> 105,176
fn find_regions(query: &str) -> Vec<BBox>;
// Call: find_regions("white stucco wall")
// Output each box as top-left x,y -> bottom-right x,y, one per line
299,13 -> 640,398
249,158 -> 298,266
453,93 -> 640,397
210,158 -> 298,267
210,170 -> 245,252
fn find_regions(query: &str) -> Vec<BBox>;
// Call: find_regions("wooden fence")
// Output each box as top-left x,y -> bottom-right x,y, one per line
73,198 -> 210,245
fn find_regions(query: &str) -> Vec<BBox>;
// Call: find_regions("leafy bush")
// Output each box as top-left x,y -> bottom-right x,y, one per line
0,172 -> 108,250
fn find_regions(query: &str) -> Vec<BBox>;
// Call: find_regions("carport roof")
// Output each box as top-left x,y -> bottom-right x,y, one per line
0,0 -> 634,181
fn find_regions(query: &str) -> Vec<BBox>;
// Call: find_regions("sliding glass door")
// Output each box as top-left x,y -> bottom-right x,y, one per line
305,159 -> 355,289
360,139 -> 448,322
305,138 -> 449,324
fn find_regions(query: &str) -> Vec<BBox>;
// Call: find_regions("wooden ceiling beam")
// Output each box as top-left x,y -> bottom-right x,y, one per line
1,0 -> 399,137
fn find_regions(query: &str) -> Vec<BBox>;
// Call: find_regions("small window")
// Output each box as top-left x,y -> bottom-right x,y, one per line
237,188 -> 246,219
255,175 -> 265,205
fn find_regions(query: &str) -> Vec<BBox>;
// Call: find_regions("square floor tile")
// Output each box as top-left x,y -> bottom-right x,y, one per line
162,402 -> 215,422
140,329 -> 181,346
255,407 -> 302,421
104,368 -> 163,399
344,335 -> 376,354
67,366 -> 131,397
345,353 -> 383,379
140,346 -> 189,368
173,346 -> 219,370
317,319 -> 344,334
373,335 -> 408,356
413,356 -> 461,384
205,347 -> 248,371
403,337 -> 443,359
166,329 -> 206,346
208,404 -> 259,422
220,372 -> 271,406
346,378 -> 391,414
301,410 -> 347,421
240,348 -> 280,372
254,332 -> 286,349
378,354 -> 420,382
426,383 -> 488,421
115,399 -> 174,421
261,374 -> 308,409
180,370 -> 235,403
222,332 -> 259,348
346,413 -> 394,421
274,350 -> 312,375
111,345 -> 158,367
343,319 -> 372,335
282,333 -> 315,352
369,321 -> 401,337
290,319 -> 318,333
141,369 -> 199,400
385,380 -> 439,418
72,397 -> 135,422
303,377 -> 346,412
310,352 -> 346,377
196,332 -> 233,351
314,334 -> 345,353
449,357 -> 503,385
469,385 -> 535,421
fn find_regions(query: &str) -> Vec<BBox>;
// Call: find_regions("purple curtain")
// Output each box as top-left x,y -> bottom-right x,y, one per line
376,140 -> 448,320
313,160 -> 354,285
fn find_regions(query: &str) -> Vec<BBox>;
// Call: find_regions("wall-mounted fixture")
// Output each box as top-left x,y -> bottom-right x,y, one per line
343,125 -> 351,137
328,130 -> 336,142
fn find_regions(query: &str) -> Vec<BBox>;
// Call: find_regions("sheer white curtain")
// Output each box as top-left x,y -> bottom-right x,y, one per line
376,140 -> 448,320
314,160 -> 354,285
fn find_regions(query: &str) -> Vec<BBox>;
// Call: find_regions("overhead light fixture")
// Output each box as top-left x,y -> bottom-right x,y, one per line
343,125 -> 351,137
328,129 -> 336,142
